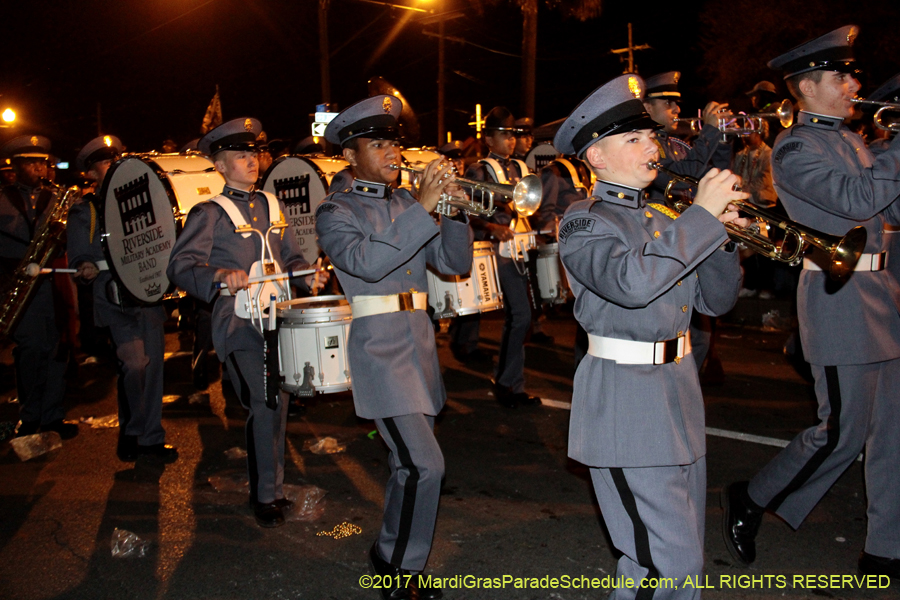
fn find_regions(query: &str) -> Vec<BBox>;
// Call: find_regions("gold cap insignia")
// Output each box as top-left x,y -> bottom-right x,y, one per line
672,72 -> 681,83
30,136 -> 39,147
244,119 -> 253,132
847,26 -> 858,45
103,135 -> 112,147
627,76 -> 642,99
383,97 -> 392,113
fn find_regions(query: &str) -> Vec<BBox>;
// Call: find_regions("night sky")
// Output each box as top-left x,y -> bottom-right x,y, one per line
1,0 -> 896,163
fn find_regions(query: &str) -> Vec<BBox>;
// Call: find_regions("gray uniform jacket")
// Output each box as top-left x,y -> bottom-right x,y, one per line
772,111 -> 900,366
558,181 -> 741,468
533,158 -> 591,232
315,181 -> 473,420
649,126 -> 732,202
166,187 -> 311,359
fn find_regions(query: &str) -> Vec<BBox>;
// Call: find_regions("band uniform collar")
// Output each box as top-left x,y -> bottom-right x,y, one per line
352,178 -> 391,200
223,185 -> 254,202
488,152 -> 510,165
797,111 -> 844,131
592,179 -> 645,208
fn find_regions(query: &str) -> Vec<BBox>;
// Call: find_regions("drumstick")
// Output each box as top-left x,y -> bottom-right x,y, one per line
25,264 -> 78,277
311,257 -> 322,296
215,268 -> 317,290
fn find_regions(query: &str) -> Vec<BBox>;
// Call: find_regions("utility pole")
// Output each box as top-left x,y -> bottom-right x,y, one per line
520,0 -> 538,120
319,0 -> 331,104
609,23 -> 651,74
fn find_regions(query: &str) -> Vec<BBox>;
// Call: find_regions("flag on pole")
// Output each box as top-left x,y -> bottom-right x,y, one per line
200,85 -> 223,134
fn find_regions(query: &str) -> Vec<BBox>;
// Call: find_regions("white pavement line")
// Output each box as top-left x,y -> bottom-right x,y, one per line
538,401 -> 862,460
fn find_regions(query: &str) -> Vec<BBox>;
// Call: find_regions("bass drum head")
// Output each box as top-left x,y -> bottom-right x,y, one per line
304,154 -> 351,188
260,155 -> 328,265
525,142 -> 560,173
401,148 -> 441,189
100,156 -> 179,305
142,153 -> 224,220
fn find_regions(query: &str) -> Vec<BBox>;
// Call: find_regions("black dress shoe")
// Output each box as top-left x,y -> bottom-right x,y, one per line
492,384 -> 518,409
859,551 -> 900,579
137,443 -> 179,463
530,331 -> 555,345
273,497 -> 294,512
253,501 -> 285,528
15,420 -> 40,438
192,362 -> 209,391
41,419 -> 79,440
512,392 -> 541,406
117,435 -> 139,461
369,543 -> 412,599
722,481 -> 763,565
415,574 -> 444,599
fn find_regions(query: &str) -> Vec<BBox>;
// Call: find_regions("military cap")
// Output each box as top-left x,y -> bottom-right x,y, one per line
76,135 -> 123,171
294,135 -> 324,155
768,25 -> 859,79
198,117 -> 262,156
746,81 -> 777,96
181,138 -> 200,152
0,158 -> 12,172
870,72 -> 900,104
644,72 -> 681,99
554,74 -> 659,158
482,106 -> 521,132
439,139 -> 465,159
324,95 -> 402,147
1,135 -> 51,159
514,117 -> 534,135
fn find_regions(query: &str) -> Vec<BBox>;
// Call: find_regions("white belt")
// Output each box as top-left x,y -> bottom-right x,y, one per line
803,252 -> 886,272
96,259 -> 109,271
586,332 -> 692,365
351,292 -> 428,319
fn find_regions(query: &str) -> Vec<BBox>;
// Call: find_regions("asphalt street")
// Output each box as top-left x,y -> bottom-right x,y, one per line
0,301 -> 895,600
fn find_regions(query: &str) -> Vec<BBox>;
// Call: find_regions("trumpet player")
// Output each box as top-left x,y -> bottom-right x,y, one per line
556,74 -> 747,600
316,95 -> 473,600
723,25 -> 900,580
0,136 -> 77,440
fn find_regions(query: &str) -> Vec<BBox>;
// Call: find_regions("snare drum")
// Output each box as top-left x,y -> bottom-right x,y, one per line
276,295 -> 352,394
427,241 -> 503,319
100,154 -> 225,305
534,243 -> 568,305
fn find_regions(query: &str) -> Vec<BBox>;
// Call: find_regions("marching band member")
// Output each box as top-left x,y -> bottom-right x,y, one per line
167,118 -> 320,528
557,73 -> 746,599
316,95 -> 472,600
462,106 -> 540,407
723,26 -> 900,579
0,136 -> 77,440
67,135 -> 177,462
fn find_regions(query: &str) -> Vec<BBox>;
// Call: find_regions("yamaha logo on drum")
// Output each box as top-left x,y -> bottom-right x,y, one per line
114,173 -> 157,235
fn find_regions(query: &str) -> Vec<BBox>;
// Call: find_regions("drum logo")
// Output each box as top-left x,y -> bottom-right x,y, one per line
275,174 -> 311,215
478,262 -> 492,302
114,173 -> 157,235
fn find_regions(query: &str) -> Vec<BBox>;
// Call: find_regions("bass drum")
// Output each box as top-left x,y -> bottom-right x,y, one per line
304,154 -> 351,188
525,142 -> 560,173
142,153 -> 225,221
260,155 -> 335,266
400,148 -> 441,190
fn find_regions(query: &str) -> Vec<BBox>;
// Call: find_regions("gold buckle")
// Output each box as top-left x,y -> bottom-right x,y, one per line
398,292 -> 415,312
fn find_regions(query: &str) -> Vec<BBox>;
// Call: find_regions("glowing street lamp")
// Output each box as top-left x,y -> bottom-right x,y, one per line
1,108 -> 15,125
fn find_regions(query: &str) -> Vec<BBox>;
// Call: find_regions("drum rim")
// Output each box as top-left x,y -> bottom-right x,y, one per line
99,155 -> 180,307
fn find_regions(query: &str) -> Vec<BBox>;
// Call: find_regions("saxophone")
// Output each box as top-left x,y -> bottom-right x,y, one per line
0,181 -> 82,337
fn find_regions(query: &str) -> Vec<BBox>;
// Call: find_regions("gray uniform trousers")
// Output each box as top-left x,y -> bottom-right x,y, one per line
748,359 -> 900,558
225,348 -> 289,505
106,304 -> 167,445
13,284 -> 67,426
494,256 -> 531,392
591,457 -> 706,600
374,413 -> 445,572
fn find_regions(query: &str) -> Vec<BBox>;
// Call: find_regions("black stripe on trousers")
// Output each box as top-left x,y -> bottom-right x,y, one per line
228,354 -> 259,503
382,417 -> 420,567
766,365 -> 842,512
611,468 -> 660,600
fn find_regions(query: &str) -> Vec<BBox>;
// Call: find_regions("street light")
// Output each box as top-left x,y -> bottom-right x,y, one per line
1,108 -> 15,125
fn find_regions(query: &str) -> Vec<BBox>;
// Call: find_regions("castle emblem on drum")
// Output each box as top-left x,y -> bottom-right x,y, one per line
114,172 -> 158,235
383,97 -> 392,113
274,173 -> 311,215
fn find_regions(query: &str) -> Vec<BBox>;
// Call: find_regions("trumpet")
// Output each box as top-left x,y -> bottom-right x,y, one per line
672,99 -> 794,138
390,164 -> 543,218
748,98 -> 794,129
648,162 -> 866,279
851,97 -> 900,132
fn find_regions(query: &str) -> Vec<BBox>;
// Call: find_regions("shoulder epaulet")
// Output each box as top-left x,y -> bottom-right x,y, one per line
648,202 -> 679,220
